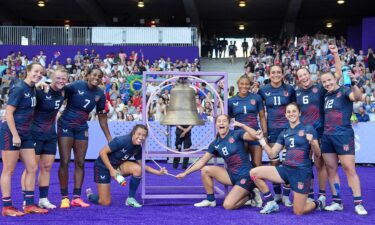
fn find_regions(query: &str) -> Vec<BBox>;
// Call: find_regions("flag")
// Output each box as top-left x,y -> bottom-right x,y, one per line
126,75 -> 143,95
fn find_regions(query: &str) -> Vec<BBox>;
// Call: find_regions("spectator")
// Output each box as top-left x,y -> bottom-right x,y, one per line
356,106 -> 370,122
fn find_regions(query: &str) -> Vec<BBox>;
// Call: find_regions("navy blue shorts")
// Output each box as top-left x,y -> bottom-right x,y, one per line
248,140 -> 260,146
34,137 -> 57,155
321,134 -> 355,155
0,128 -> 35,151
57,125 -> 88,141
276,165 -> 312,194
94,162 -> 111,184
227,170 -> 254,192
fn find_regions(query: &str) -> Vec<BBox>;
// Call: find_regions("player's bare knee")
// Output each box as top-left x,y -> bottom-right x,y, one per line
132,165 -> 142,176
26,163 -> 38,174
41,162 -> 53,172
293,207 -> 304,216
223,201 -> 235,210
100,199 -> 111,206
201,166 -> 211,175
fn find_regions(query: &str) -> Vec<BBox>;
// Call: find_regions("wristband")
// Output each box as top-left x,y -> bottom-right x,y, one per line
259,138 -> 267,147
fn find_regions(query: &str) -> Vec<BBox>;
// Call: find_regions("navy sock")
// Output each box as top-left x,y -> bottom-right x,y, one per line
354,196 -> 362,206
263,191 -> 274,203
73,188 -> 82,199
273,184 -> 281,195
88,193 -> 99,204
314,200 -> 322,209
318,189 -> 326,197
207,194 -> 215,202
39,186 -> 49,199
2,196 -> 12,207
25,191 -> 35,206
61,188 -> 68,199
129,176 -> 142,198
332,194 -> 342,204
22,190 -> 26,200
282,185 -> 291,197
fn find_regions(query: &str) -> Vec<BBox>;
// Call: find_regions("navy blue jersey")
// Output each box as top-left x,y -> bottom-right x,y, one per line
324,86 -> 353,135
228,92 -> 264,130
296,84 -> 325,130
276,123 -> 317,167
207,130 -> 251,176
58,80 -> 105,129
3,80 -> 36,133
31,88 -> 64,137
95,135 -> 142,169
259,83 -> 296,130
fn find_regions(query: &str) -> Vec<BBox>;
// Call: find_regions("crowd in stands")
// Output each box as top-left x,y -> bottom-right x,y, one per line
0,48 -> 203,122
1,32 -> 375,122
230,33 -> 375,122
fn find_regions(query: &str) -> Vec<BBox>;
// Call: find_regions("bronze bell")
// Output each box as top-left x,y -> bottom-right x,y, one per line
160,81 -> 205,125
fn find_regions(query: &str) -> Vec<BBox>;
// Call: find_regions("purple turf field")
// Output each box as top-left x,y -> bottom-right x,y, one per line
0,162 -> 374,225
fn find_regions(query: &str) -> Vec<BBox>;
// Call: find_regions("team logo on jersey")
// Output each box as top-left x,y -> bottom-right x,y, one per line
62,129 -> 68,133
296,92 -> 301,96
240,178 -> 247,185
78,90 -> 85,95
312,87 -> 318,93
24,93 -> 30,98
229,137 -> 235,143
250,99 -> 256,105
284,91 -> 289,97
298,130 -> 305,136
336,92 -> 342,98
121,149 -> 126,153
265,92 -> 271,96
214,145 -> 220,149
45,95 -> 52,100
297,182 -> 304,190
95,95 -> 100,102
343,144 -> 349,151
233,102 -> 239,106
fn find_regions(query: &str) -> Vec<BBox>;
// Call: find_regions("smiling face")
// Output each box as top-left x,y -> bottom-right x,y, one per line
297,68 -> 313,89
87,68 -> 103,87
285,103 -> 300,124
25,64 -> 44,85
131,127 -> 148,145
237,76 -> 251,96
215,114 -> 230,137
321,72 -> 338,93
269,65 -> 283,86
51,70 -> 68,90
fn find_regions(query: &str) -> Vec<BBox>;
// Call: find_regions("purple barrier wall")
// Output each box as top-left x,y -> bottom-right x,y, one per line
0,45 -> 199,64
347,25 -> 362,52
362,17 -> 375,53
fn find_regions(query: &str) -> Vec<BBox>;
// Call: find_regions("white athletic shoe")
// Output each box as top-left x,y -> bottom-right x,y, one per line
318,195 -> 326,209
325,202 -> 344,211
355,204 -> 368,216
244,199 -> 255,206
282,196 -> 293,207
260,200 -> 279,214
274,194 -> 282,203
253,188 -> 263,208
125,197 -> 142,208
194,199 -> 216,207
39,198 -> 57,209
